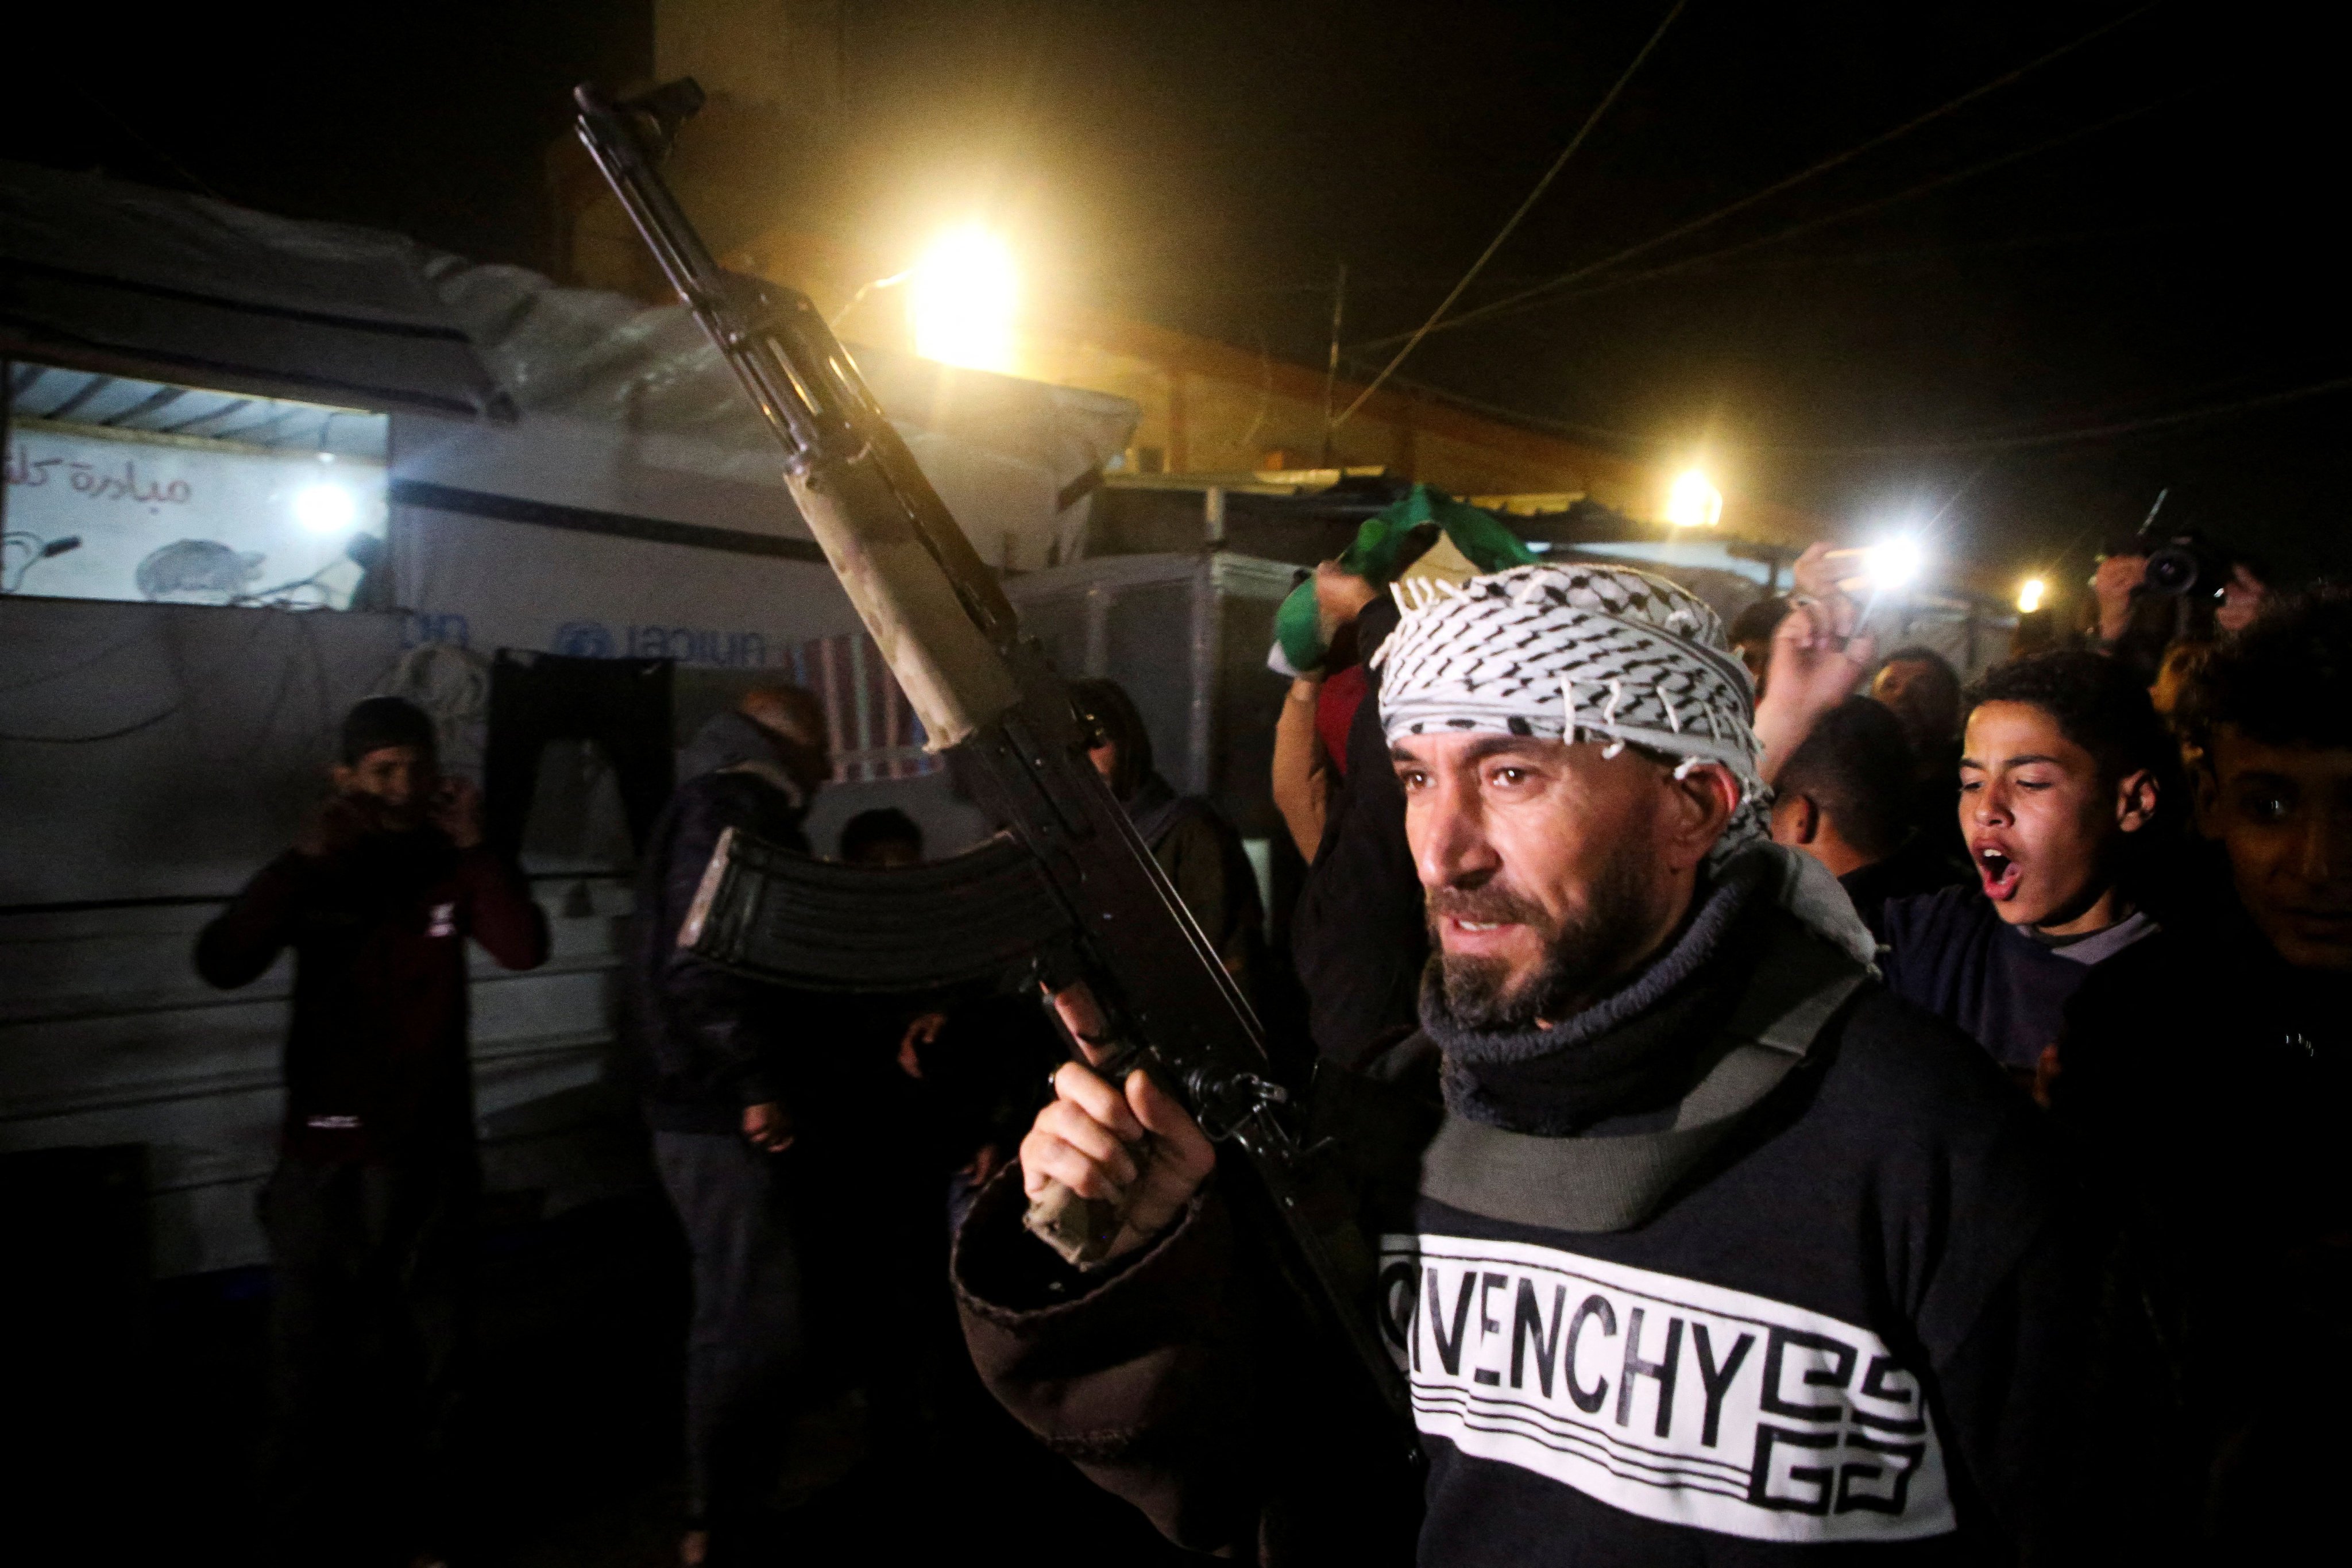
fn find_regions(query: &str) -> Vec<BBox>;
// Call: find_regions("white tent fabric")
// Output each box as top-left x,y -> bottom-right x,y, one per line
3,161 -> 1141,643
0,159 -> 505,418
388,260 -> 1137,658
410,256 -> 1133,557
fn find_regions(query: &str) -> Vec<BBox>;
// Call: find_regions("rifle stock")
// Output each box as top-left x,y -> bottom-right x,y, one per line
575,80 -> 1414,1448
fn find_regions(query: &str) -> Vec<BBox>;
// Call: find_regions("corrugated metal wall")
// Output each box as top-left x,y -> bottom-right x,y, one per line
0,886 -> 639,1276
0,598 -> 650,1277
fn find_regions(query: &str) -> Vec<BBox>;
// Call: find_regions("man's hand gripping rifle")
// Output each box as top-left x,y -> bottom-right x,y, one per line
573,80 -> 1411,1440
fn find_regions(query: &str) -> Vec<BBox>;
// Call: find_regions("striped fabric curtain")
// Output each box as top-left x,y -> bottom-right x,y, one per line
786,632 -> 940,783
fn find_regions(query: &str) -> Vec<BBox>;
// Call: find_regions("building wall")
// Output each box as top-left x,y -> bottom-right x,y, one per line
696,221 -> 1827,548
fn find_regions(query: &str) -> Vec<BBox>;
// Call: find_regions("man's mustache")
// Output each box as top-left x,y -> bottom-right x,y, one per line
1428,883 -> 1550,929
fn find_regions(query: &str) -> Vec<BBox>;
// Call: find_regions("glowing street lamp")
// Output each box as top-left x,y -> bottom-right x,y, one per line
1663,469 -> 1723,528
2017,577 -> 2046,614
908,226 -> 1018,374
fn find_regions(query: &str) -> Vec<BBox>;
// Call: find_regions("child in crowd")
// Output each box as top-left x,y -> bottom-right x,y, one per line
2052,586 -> 2352,1560
1767,695 -> 1961,938
1878,650 -> 2173,1080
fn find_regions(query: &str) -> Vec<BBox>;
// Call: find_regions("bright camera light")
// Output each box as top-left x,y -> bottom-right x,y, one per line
1866,537 -> 1925,590
1664,469 -> 1723,528
293,482 -> 358,535
2017,577 -> 2046,614
909,226 -> 1017,373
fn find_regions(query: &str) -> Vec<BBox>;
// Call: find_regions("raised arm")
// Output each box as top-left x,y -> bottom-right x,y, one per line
193,852 -> 313,990
954,1003 -> 1265,1548
435,776 -> 549,971
1271,670 -> 1333,861
455,848 -> 550,971
1753,544 -> 1879,784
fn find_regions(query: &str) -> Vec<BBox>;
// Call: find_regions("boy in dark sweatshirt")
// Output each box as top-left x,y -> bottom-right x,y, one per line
196,696 -> 549,1565
1880,651 -> 2171,1083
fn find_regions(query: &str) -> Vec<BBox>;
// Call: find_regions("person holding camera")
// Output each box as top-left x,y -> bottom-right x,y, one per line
194,696 -> 550,1567
2092,513 -> 2271,681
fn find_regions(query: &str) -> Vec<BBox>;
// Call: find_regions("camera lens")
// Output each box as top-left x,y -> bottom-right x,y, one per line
2146,546 -> 2200,596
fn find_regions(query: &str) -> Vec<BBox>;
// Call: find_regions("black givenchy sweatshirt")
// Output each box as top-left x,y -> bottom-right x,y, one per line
955,905 -> 2072,1565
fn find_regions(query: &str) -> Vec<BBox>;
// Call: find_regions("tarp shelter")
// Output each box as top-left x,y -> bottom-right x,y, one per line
1,162 -> 1138,1276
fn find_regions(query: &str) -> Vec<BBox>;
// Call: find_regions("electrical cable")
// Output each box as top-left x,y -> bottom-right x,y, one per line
1330,0 -> 1688,431
0,625 -> 160,696
1350,357 -> 2352,459
0,606 -> 276,744
1797,372 -> 2352,456
1360,0 -> 2162,350
0,701 -> 188,745
69,84 -> 227,202
1404,91 -> 2184,333
1099,222 -> 2181,308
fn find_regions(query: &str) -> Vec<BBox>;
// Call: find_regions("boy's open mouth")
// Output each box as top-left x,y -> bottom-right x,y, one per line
1975,845 -> 2022,901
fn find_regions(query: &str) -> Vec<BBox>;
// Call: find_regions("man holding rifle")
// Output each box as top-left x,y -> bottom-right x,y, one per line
568,83 -> 2077,1564
953,566 -> 2076,1563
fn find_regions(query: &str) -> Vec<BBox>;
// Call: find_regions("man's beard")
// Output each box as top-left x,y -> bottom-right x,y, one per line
1430,837 -> 1660,1031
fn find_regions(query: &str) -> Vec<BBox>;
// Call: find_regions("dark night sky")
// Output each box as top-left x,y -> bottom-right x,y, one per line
8,2 -> 2345,589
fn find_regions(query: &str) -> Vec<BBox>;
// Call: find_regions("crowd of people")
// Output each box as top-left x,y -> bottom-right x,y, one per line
196,508 -> 2346,1566
961,522 -> 2347,1565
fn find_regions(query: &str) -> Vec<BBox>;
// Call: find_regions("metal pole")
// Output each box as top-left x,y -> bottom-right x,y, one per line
1319,261 -> 1347,466
1186,559 -> 1216,795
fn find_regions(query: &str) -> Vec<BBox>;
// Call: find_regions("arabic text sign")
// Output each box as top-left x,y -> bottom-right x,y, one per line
3,424 -> 385,606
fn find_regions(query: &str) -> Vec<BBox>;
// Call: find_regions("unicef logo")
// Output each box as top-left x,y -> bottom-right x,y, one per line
554,620 -> 616,658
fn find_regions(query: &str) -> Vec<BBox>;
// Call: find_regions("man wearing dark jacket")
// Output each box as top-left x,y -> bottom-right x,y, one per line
2054,588 -> 2352,1561
955,566 -> 2072,1565
1289,585 -> 1431,1067
625,686 -> 831,1566
1071,677 -> 1266,1006
196,696 -> 549,1566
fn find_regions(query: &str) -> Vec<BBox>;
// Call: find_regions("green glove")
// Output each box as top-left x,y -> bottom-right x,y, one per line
1269,485 -> 1537,675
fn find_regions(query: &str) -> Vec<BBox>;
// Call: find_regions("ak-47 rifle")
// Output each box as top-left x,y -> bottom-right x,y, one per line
573,79 -> 1412,1445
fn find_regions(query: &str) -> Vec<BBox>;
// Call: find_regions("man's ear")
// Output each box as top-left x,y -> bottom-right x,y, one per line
1661,762 -> 1741,870
328,763 -> 356,794
1768,794 -> 1819,847
2114,767 -> 2159,835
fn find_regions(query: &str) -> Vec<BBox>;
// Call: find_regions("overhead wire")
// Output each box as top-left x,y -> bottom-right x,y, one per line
1343,357 -> 2352,459
1789,372 -> 2352,457
1408,91 -> 2187,329
1328,0 -> 1689,432
1358,0 -> 2163,350
1095,223 -> 2181,309
68,84 -> 229,202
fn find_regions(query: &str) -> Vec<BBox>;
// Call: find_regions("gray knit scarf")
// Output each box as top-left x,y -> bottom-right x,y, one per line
1422,841 -> 1877,1135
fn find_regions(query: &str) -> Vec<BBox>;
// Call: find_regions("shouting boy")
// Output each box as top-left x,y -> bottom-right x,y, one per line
1878,651 -> 2171,1079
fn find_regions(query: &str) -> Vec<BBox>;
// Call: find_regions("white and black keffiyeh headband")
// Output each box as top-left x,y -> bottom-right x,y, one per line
1372,563 -> 1767,855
